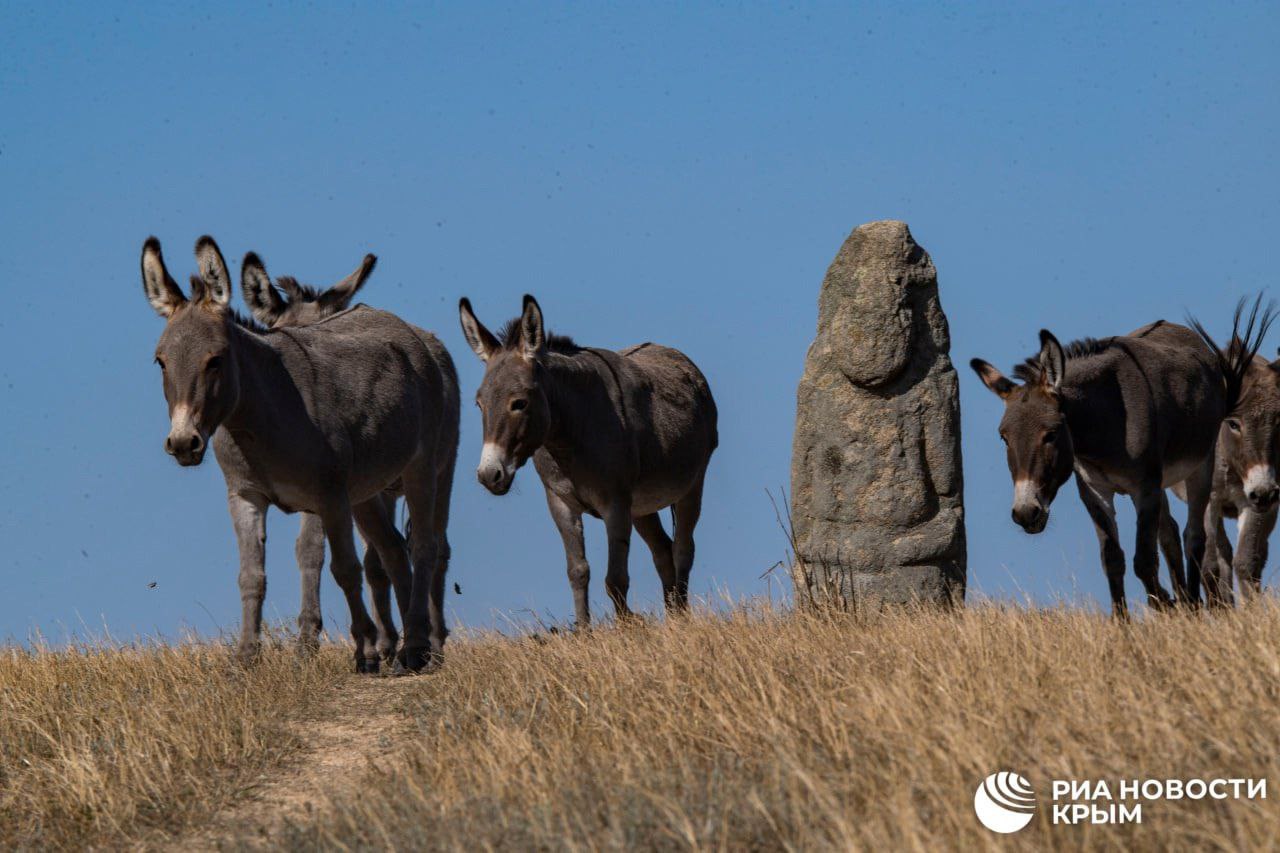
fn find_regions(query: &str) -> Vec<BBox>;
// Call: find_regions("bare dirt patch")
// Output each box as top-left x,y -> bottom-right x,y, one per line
172,672 -> 419,851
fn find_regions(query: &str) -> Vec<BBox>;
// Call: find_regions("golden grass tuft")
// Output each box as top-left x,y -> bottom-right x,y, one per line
292,601 -> 1280,851
0,637 -> 349,849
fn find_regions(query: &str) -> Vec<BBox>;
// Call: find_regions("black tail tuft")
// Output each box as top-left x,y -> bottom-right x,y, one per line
1188,294 -> 1277,414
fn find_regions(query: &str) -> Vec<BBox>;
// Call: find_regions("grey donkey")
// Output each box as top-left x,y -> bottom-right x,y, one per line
971,315 -> 1263,616
141,236 -> 459,672
239,252 -> 421,660
458,295 -> 718,624
1189,334 -> 1280,605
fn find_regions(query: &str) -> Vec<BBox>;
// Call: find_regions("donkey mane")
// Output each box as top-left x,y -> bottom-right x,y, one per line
1188,295 -> 1277,414
495,317 -> 581,354
230,308 -> 269,334
1012,337 -> 1115,383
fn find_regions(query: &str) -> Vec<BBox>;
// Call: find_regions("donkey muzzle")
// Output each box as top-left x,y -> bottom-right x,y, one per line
1243,465 -> 1279,511
477,442 -> 516,495
1012,480 -> 1048,533
1248,488 -> 1280,511
165,431 -> 206,466
1012,504 -> 1048,533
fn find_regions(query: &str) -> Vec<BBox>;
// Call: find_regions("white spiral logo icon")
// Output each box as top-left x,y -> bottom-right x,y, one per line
973,771 -> 1036,833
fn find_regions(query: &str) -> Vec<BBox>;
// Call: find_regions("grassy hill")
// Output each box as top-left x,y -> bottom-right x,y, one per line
3,601 -> 1278,850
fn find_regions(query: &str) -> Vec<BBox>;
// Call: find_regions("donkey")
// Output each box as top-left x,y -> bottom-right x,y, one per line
239,252 -> 422,657
141,236 -> 459,672
1194,346 -> 1280,605
457,295 -> 718,624
971,317 -> 1262,616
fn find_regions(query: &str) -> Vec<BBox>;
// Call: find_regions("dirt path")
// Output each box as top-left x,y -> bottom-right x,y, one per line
171,674 -> 417,851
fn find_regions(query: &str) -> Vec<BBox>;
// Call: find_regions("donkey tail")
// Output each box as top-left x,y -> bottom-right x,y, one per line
1188,293 -> 1276,413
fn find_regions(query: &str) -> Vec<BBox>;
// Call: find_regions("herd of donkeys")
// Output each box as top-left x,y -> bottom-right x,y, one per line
141,235 -> 1277,674
140,236 -> 716,673
970,299 -> 1279,616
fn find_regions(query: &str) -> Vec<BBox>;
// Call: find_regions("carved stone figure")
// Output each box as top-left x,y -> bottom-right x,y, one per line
790,220 -> 966,605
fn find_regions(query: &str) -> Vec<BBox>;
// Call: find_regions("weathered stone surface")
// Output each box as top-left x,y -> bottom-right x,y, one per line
790,220 -> 966,605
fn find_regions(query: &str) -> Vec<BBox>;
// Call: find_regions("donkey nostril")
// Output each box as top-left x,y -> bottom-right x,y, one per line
1013,505 -> 1044,526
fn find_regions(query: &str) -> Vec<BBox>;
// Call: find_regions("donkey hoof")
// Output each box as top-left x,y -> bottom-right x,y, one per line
389,658 -> 413,678
355,658 -> 381,675
395,646 -> 441,675
235,645 -> 261,667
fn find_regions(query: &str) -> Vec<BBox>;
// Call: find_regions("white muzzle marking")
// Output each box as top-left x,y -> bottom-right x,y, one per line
169,404 -> 197,438
478,441 -> 516,479
1243,464 -> 1277,497
1013,479 -> 1039,512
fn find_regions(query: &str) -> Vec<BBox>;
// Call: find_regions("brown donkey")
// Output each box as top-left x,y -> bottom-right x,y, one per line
141,236 -> 458,672
971,315 -> 1264,616
458,295 -> 718,624
1191,344 -> 1280,605
239,252 -> 428,661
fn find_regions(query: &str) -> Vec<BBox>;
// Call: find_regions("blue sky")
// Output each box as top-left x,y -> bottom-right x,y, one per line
1,3 -> 1277,643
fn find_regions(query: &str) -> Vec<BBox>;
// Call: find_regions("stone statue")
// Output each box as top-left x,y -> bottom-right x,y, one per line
790,220 -> 966,605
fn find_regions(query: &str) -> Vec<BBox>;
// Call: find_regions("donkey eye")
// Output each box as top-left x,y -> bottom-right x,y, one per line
1227,418 -> 1242,433
1043,429 -> 1057,444
510,399 -> 528,413
206,356 -> 222,373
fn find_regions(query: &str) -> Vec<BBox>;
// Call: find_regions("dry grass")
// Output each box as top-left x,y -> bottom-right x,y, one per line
4,603 -> 1280,850
290,602 -> 1280,851
0,635 -> 349,850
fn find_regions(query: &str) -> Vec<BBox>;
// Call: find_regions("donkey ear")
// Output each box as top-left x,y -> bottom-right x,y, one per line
277,276 -> 305,302
193,236 -> 231,307
519,294 -> 546,359
970,358 -> 1015,399
141,237 -> 186,318
319,253 -> 377,311
240,251 -> 285,325
458,297 -> 499,362
1038,330 -> 1066,390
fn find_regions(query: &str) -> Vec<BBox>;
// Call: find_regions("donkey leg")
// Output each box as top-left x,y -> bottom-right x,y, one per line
1075,475 -> 1128,617
1132,488 -> 1175,611
1212,513 -> 1235,602
398,468 -> 443,672
603,497 -> 635,619
1157,492 -> 1189,605
1181,456 -> 1215,606
671,470 -> 707,609
228,492 -> 269,664
545,489 -> 591,627
1202,498 -> 1233,608
295,512 -> 325,652
360,544 -> 396,656
1235,506 -> 1276,602
634,513 -> 678,610
354,497 -> 410,661
375,492 -> 413,625
431,460 -> 455,633
320,506 -> 380,673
